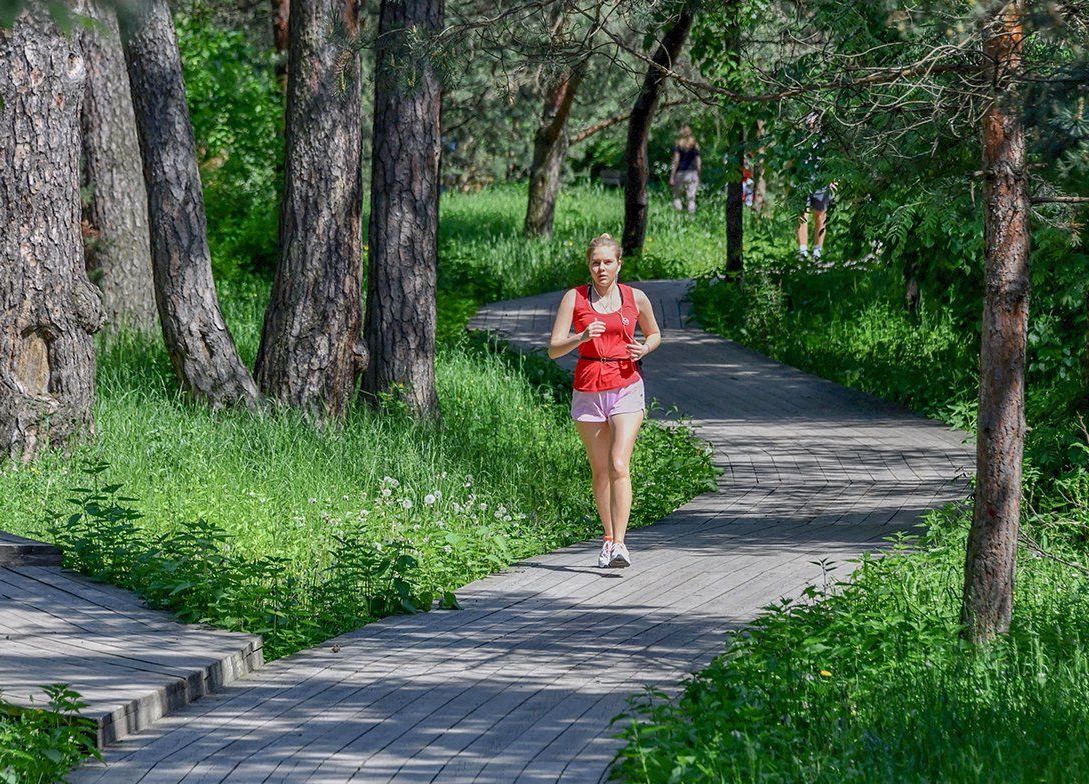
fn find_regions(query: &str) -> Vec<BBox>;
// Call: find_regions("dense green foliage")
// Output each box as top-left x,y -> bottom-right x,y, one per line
0,687 -> 98,784
176,9 -> 283,277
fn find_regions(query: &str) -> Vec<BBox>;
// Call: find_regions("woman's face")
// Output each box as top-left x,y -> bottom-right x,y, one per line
588,248 -> 621,287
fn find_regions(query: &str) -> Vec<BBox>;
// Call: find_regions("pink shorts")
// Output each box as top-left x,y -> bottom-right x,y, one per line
571,379 -> 646,422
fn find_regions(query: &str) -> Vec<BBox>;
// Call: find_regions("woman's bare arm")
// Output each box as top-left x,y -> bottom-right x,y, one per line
627,288 -> 662,360
549,289 -> 602,359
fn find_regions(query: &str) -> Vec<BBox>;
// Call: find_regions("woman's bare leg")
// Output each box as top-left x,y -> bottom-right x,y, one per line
576,420 -> 614,538
607,411 -> 645,543
813,208 -> 827,249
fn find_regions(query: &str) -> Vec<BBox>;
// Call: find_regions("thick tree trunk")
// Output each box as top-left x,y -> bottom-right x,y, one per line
363,0 -> 443,418
77,0 -> 157,333
1,9 -> 105,462
622,7 -> 693,257
725,130 -> 744,278
725,179 -> 743,277
961,1 -> 1030,645
119,0 -> 260,409
255,0 -> 366,419
524,71 -> 584,239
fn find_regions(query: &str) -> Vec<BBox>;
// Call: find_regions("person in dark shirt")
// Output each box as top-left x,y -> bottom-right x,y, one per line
796,113 -> 837,260
670,126 -> 702,213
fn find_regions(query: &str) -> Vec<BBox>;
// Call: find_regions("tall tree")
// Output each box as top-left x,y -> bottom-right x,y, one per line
77,0 -> 157,333
256,0 -> 367,419
622,4 -> 694,257
961,0 -> 1031,644
524,69 -> 585,239
364,0 -> 443,418
1,7 -> 104,462
724,134 -> 744,277
119,0 -> 260,409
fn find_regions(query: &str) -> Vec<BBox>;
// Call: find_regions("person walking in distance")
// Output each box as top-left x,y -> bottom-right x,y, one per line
796,112 -> 836,260
669,125 -> 702,213
548,234 -> 662,568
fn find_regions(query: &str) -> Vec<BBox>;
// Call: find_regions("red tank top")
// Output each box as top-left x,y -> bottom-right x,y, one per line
572,284 -> 642,392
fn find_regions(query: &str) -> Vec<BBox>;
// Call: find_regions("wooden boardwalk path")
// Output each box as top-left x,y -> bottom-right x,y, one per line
68,280 -> 973,783
0,551 -> 262,746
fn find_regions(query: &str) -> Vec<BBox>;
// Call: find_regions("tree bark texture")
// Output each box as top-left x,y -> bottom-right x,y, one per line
725,179 -> 743,276
725,129 -> 744,277
621,7 -> 693,257
119,0 -> 260,409
77,0 -> 157,333
961,1 -> 1030,644
364,0 -> 443,418
255,0 -> 366,420
524,71 -> 584,239
0,9 -> 105,462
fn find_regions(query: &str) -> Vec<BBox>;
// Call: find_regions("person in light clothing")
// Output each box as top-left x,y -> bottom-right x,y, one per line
669,125 -> 701,213
548,234 -> 662,568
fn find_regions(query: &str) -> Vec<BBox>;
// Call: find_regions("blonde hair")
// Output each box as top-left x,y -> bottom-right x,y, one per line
586,233 -> 622,262
676,126 -> 698,151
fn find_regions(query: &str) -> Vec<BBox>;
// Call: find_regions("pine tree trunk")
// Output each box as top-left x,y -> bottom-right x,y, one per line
255,0 -> 366,419
77,0 -> 157,333
524,72 -> 583,239
961,0 -> 1030,645
364,0 -> 443,418
622,7 -> 693,257
726,179 -> 743,277
0,9 -> 105,462
119,0 -> 260,409
725,129 -> 744,278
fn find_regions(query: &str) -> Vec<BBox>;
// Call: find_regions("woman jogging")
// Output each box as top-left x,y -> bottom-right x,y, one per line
669,125 -> 702,213
548,234 -> 662,568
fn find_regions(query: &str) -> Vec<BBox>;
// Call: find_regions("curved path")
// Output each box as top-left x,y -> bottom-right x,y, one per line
73,280 -> 973,784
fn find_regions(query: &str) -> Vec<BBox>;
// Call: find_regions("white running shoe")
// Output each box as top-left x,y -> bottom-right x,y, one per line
597,540 -> 613,568
609,542 -> 631,568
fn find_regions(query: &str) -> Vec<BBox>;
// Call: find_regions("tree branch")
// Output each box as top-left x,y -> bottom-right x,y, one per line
570,97 -> 694,144
1032,196 -> 1089,204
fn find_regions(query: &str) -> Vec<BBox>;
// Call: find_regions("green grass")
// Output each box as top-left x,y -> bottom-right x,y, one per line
438,182 -> 727,307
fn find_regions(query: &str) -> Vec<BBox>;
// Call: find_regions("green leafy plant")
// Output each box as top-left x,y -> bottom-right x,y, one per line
0,685 -> 99,784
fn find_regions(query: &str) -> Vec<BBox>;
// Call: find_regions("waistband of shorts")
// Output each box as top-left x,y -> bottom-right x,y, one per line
577,355 -> 634,363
